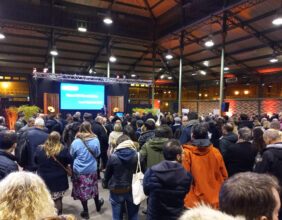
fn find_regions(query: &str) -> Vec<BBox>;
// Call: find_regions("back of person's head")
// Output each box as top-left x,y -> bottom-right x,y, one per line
219,172 -> 280,220
114,122 -> 122,132
188,112 -> 198,121
263,120 -> 271,130
0,172 -> 56,220
160,117 -> 167,125
144,119 -> 155,131
116,134 -> 131,146
123,125 -> 137,141
42,131 -> 63,158
0,116 -> 5,125
83,113 -> 92,121
238,127 -> 252,142
163,139 -> 182,161
223,123 -> 234,133
253,127 -> 266,152
263,129 -> 282,145
155,125 -> 173,138
95,115 -> 103,124
28,117 -> 35,125
17,111 -> 25,119
0,131 -> 17,150
35,117 -> 45,128
192,123 -> 209,139
174,117 -> 181,124
136,120 -> 143,128
179,205 -> 245,220
79,121 -> 93,134
48,114 -> 56,120
270,121 -> 281,131
240,114 -> 248,121
73,112 -> 80,121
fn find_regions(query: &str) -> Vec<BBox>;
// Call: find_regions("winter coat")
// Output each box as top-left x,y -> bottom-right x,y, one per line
35,146 -> 73,192
0,125 -> 8,132
108,131 -> 123,147
140,137 -> 168,169
238,120 -> 254,130
104,140 -> 138,190
219,133 -> 238,156
62,121 -> 81,148
172,124 -> 181,134
70,133 -> 100,174
24,128 -> 49,171
45,119 -> 61,134
91,121 -> 108,153
138,130 -> 155,148
182,139 -> 228,209
143,160 -> 193,220
14,120 -> 25,133
223,141 -> 257,177
179,120 -> 199,145
0,150 -> 18,181
254,142 -> 282,183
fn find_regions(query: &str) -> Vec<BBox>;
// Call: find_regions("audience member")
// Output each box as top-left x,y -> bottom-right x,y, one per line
35,131 -> 73,215
138,119 -> 156,148
219,172 -> 280,220
182,123 -> 228,208
0,172 -> 57,220
219,122 -> 238,156
136,120 -> 144,140
172,117 -> 181,134
140,125 -> 172,169
70,122 -> 103,219
46,114 -> 61,134
62,112 -> 81,149
18,117 -> 35,136
14,111 -> 26,132
0,131 -> 18,181
108,122 -> 123,155
143,139 -> 193,220
238,114 -> 254,130
270,120 -> 281,131
223,127 -> 257,177
179,112 -> 199,144
104,135 -> 140,220
0,116 -> 8,132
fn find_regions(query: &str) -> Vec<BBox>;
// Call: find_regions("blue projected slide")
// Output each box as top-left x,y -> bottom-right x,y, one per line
60,83 -> 105,110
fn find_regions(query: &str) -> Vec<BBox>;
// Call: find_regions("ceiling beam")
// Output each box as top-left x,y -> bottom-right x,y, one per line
143,0 -> 156,21
126,49 -> 151,74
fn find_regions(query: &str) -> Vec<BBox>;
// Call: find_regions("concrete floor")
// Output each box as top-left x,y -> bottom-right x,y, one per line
62,177 -> 147,220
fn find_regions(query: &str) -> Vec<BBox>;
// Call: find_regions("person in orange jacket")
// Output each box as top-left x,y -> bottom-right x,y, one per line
182,122 -> 228,209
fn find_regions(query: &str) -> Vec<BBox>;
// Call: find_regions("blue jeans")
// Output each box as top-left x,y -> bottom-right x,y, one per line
110,191 -> 139,220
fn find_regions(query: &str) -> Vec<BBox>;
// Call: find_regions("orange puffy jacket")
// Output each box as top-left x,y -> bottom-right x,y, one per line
182,141 -> 228,209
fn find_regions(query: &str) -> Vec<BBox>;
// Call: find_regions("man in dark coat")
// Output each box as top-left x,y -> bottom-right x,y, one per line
238,114 -> 254,130
219,122 -> 238,156
45,114 -> 61,134
62,113 -> 81,149
179,112 -> 199,145
0,131 -> 18,181
223,127 -> 257,177
24,117 -> 49,171
14,111 -> 26,133
0,116 -> 8,132
143,139 -> 193,220
138,119 -> 156,148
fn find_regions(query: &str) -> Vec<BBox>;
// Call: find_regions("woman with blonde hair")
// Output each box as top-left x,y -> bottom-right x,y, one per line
70,121 -> 104,219
0,171 -> 57,220
35,131 -> 73,215
108,122 -> 123,156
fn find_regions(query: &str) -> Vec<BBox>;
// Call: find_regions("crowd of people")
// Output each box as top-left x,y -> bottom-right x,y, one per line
0,110 -> 282,220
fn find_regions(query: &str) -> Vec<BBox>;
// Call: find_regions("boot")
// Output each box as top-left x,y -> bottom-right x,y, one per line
94,197 -> 104,212
80,211 -> 89,219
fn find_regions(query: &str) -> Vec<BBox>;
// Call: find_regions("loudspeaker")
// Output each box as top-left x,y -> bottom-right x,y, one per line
222,102 -> 230,112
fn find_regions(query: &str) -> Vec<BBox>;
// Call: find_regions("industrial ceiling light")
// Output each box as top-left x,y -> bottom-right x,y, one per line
200,70 -> 206,75
224,67 -> 230,71
165,50 -> 173,60
109,55 -> 117,62
168,76 -> 173,80
203,61 -> 209,66
50,46 -> 58,56
78,26 -> 87,32
269,53 -> 278,63
273,16 -> 282,25
205,39 -> 214,47
0,32 -> 5,39
131,74 -> 136,78
103,17 -> 113,25
43,67 -> 48,73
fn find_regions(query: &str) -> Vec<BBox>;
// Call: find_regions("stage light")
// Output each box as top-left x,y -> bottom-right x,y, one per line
224,67 -> 230,71
205,39 -> 214,47
165,50 -> 173,60
244,90 -> 249,95
2,82 -> 8,88
168,76 -> 173,80
0,32 -> 5,39
47,106 -> 55,113
269,53 -> 278,63
43,68 -> 48,73
272,13 -> 282,25
32,68 -> 37,73
204,94 -> 208,97
78,26 -> 87,32
103,17 -> 113,25
203,61 -> 209,66
200,70 -> 206,75
234,91 -> 239,95
131,74 -> 136,78
50,46 -> 58,56
109,55 -> 117,62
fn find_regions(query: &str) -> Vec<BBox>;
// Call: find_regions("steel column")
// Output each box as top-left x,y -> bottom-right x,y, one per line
52,56 -> 55,74
107,41 -> 110,78
152,45 -> 156,109
178,31 -> 184,115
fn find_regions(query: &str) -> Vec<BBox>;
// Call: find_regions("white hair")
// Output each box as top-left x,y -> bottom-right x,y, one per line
35,117 -> 45,127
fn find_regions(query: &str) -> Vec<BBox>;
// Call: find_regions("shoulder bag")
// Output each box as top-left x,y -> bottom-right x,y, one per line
79,137 -> 97,160
51,155 -> 72,177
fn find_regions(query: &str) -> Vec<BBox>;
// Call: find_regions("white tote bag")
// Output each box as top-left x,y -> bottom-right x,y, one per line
132,152 -> 147,205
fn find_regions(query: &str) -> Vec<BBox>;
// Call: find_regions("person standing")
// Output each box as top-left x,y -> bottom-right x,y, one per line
179,112 -> 199,145
70,121 -> 104,219
219,123 -> 238,156
138,119 -> 156,148
143,139 -> 193,220
35,131 -> 73,215
182,123 -> 228,209
62,113 -> 81,149
14,111 -> 26,132
0,116 -> 8,132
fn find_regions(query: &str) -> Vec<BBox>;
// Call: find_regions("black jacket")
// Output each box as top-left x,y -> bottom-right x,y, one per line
35,146 -> 73,192
255,143 -> 282,183
45,119 -> 61,134
62,121 -> 81,148
238,120 -> 254,130
91,121 -> 108,152
219,132 -> 238,156
138,130 -> 155,148
143,160 -> 193,220
0,125 -> 8,132
223,141 -> 257,177
0,150 -> 18,181
24,128 -> 49,171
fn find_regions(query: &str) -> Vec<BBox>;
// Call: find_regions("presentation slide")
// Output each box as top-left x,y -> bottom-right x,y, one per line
60,83 -> 105,110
